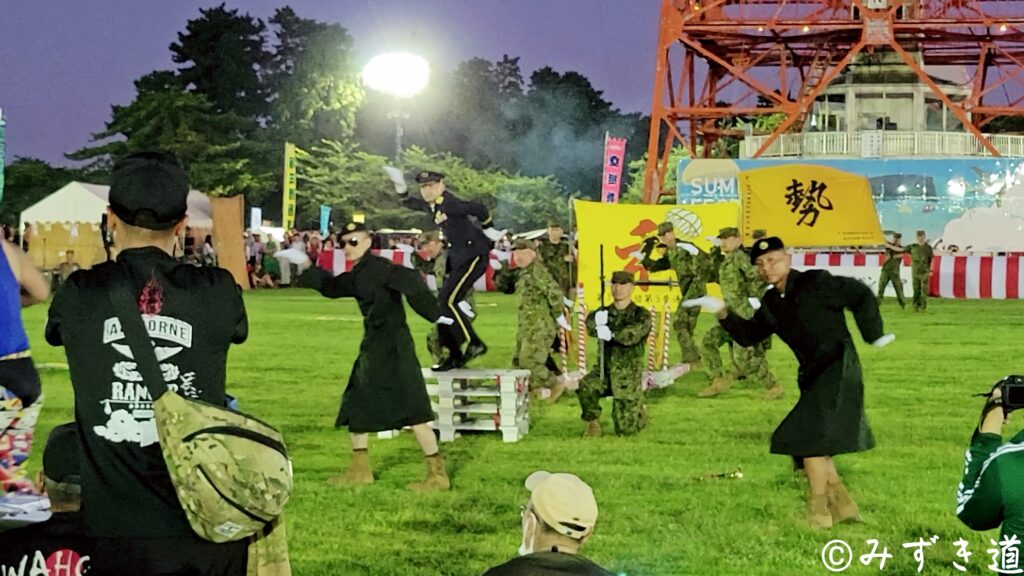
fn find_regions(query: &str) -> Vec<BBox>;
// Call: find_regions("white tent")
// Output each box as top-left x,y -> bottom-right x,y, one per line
19,181 -> 214,230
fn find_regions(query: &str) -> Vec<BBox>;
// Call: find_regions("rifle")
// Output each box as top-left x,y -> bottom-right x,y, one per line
598,244 -> 606,377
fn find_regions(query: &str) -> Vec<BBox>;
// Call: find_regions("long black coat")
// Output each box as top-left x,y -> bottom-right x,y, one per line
720,269 -> 884,457
302,255 -> 439,433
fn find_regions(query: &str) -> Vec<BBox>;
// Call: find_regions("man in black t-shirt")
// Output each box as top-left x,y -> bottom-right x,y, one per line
484,471 -> 613,576
45,152 -> 248,575
0,424 -> 93,575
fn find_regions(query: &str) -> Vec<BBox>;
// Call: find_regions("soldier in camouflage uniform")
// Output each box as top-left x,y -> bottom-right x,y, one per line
495,238 -> 572,401
698,228 -> 782,400
907,230 -> 934,312
536,220 -> 576,298
877,232 -> 906,309
640,221 -> 711,367
578,271 -> 652,437
412,232 -> 475,364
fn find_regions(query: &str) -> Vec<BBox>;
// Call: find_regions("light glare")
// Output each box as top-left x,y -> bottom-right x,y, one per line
362,53 -> 430,98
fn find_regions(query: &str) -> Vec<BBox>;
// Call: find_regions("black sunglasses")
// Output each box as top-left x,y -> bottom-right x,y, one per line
343,238 -> 361,247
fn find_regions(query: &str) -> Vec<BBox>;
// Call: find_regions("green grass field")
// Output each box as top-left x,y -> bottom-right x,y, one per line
18,291 -> 1023,575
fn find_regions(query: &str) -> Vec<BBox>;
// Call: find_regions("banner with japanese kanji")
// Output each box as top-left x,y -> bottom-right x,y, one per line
739,164 -> 883,247
573,200 -> 739,311
600,136 -> 627,203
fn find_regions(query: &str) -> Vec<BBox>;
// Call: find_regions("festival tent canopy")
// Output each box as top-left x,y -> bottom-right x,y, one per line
19,181 -> 214,229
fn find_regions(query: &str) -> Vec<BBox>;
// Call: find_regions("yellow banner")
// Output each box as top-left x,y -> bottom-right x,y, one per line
573,200 -> 739,310
282,142 -> 298,230
739,164 -> 883,247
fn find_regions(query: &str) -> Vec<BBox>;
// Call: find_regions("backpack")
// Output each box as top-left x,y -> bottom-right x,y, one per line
106,270 -> 293,543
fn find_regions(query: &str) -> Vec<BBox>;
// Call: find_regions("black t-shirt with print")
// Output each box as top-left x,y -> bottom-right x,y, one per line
45,247 -> 247,538
484,551 -> 615,576
0,513 -> 93,574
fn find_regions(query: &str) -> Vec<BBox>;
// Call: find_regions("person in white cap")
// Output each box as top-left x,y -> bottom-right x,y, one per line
484,471 -> 612,575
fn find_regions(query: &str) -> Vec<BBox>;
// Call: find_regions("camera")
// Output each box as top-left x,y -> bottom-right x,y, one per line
993,375 -> 1024,413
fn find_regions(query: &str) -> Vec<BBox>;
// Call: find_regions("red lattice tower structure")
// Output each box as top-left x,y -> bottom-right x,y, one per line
643,0 -> 1024,203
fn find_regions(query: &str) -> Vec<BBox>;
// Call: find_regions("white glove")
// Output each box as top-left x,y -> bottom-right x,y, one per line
705,235 -> 720,247
629,251 -> 645,261
490,259 -> 502,271
681,296 -> 725,313
872,334 -> 896,348
595,310 -> 609,326
596,325 -> 613,341
495,250 -> 512,262
679,242 -> 699,256
562,297 -> 574,308
383,166 -> 407,195
482,227 -> 506,242
436,316 -> 455,326
748,297 -> 762,310
556,314 -> 571,331
458,301 -> 475,318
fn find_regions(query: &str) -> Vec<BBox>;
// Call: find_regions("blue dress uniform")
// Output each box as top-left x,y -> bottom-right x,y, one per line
400,171 -> 493,367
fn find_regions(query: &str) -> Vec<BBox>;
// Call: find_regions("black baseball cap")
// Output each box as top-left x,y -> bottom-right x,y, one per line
43,423 -> 81,485
109,151 -> 189,230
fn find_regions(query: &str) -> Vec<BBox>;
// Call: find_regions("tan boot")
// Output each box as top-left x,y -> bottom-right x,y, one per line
407,453 -> 451,492
807,492 -> 833,530
762,382 -> 785,401
583,419 -> 602,437
828,482 -> 862,524
697,377 -> 731,398
547,380 -> 567,404
328,450 -> 374,486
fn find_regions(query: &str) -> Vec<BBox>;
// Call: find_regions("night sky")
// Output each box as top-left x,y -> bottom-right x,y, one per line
0,0 -> 662,164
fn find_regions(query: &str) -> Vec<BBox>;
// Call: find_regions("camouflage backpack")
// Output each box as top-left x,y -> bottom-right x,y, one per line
107,273 -> 293,544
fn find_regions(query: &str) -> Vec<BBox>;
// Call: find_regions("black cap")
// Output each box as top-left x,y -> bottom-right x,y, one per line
340,221 -> 370,236
750,237 -> 786,262
109,151 -> 189,230
43,423 -> 80,485
611,271 -> 634,284
414,170 -> 445,184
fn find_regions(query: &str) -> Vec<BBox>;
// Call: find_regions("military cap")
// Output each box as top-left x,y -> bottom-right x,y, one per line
894,232 -> 902,239
750,236 -> 785,262
525,471 -> 598,541
547,219 -> 563,229
717,227 -> 740,239
611,271 -> 634,284
752,229 -> 767,240
340,221 -> 370,236
512,238 -> 535,251
414,170 -> 445,184
109,151 -> 189,230
43,423 -> 81,485
419,230 -> 441,244
916,230 -> 926,237
656,222 -> 674,236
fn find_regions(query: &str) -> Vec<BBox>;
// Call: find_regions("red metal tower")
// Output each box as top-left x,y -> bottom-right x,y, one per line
643,0 -> 1024,203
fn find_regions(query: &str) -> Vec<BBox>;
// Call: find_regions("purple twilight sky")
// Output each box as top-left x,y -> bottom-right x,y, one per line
0,0 -> 663,165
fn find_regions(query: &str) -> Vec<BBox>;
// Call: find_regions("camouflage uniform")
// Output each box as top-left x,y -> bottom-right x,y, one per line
495,260 -> 564,390
536,239 -> 575,297
578,302 -> 651,435
877,243 -> 906,308
908,239 -> 934,311
413,248 -> 473,363
702,250 -> 777,388
642,244 -> 708,364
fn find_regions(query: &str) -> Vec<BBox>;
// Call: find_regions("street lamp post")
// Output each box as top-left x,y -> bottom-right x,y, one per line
362,53 -> 430,163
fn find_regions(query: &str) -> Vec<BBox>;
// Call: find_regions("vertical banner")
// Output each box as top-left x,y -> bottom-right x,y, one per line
600,134 -> 627,203
319,205 -> 331,238
282,142 -> 298,230
250,207 -> 263,232
211,196 -> 250,290
0,108 -> 5,204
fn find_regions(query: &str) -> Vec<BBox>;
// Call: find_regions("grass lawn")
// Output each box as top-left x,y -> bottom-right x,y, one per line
20,290 -> 1022,575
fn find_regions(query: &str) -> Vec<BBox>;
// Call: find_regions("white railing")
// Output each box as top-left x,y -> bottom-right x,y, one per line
741,131 -> 1024,158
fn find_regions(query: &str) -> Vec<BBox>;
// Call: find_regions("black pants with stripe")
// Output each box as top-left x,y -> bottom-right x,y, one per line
438,254 -> 489,355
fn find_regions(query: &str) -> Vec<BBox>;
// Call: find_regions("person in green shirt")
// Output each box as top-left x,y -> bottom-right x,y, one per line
956,378 -> 1024,569
877,232 -> 906,309
906,230 -> 934,312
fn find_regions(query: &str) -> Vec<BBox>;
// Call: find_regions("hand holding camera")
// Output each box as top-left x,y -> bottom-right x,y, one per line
975,375 -> 1024,432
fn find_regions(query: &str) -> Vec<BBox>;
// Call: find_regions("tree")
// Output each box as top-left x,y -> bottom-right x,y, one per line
0,159 -> 81,225
266,7 -> 364,147
170,4 -> 271,121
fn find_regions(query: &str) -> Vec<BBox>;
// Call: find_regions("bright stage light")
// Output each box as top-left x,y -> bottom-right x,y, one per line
362,53 -> 430,99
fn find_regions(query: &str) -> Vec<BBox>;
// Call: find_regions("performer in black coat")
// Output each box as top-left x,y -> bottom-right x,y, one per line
300,221 -> 451,492
393,169 -> 503,370
684,237 -> 895,530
